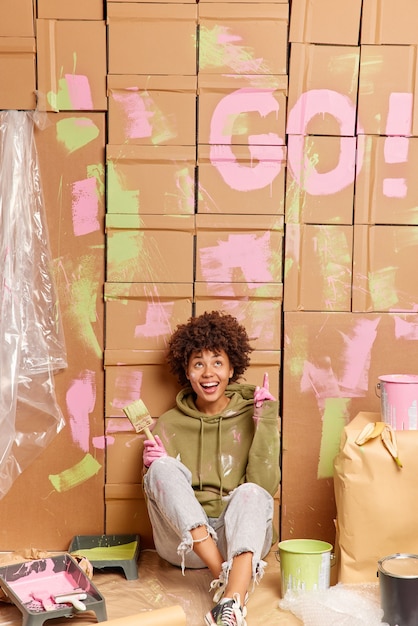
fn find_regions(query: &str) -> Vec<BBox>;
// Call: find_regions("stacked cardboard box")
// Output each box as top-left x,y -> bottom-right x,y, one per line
282,0 -> 418,547
104,1 -> 197,545
195,0 -> 289,526
0,0 -> 107,549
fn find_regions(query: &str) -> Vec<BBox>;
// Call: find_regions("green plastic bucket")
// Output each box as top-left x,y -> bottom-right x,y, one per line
278,539 -> 333,596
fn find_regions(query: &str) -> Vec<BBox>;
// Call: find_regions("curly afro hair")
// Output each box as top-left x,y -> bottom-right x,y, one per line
167,310 -> 253,387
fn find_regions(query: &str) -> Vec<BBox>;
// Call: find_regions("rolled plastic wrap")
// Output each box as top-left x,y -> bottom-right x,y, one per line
0,110 -> 67,498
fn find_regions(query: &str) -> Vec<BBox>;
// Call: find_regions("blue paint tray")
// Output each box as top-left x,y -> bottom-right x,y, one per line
0,553 -> 107,626
68,534 -> 140,580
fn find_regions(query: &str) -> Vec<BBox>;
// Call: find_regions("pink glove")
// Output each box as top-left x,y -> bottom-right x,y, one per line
143,435 -> 167,468
254,373 -> 276,408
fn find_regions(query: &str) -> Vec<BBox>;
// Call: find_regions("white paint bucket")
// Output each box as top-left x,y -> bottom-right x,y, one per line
278,539 -> 333,597
377,374 -> 418,430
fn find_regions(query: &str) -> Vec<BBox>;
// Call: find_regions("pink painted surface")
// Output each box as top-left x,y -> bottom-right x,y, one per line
66,371 -> 96,453
287,89 -> 365,195
199,232 -> 275,283
113,90 -> 153,139
287,135 -> 357,195
134,302 -> 174,339
383,92 -> 413,198
6,560 -> 91,607
112,371 -> 143,409
92,435 -> 112,449
210,88 -> 282,146
65,74 -> 93,110
71,178 -> 100,236
287,89 -> 357,135
300,318 -> 380,406
210,144 -> 284,191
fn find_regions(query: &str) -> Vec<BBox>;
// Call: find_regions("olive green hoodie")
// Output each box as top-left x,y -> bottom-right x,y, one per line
152,382 -> 280,518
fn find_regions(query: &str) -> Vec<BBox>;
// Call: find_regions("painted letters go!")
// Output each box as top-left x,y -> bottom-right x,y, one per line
210,87 -> 368,196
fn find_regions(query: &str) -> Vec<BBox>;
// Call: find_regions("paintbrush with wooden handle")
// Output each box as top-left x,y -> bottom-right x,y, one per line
122,399 -> 156,442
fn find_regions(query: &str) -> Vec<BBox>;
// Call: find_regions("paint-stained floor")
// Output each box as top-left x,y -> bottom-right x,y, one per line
0,549 -> 302,625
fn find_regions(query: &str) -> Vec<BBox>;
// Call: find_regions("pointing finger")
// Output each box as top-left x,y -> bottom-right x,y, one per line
263,372 -> 269,390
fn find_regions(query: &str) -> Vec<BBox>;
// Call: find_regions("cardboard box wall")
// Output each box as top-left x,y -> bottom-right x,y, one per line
197,143 -> 286,215
354,135 -> 418,225
1,0 -> 34,36
194,281 -> 283,351
107,145 -> 196,215
107,3 -> 197,76
284,224 -> 353,312
37,0 -> 104,19
198,73 -> 287,146
289,0 -> 362,45
198,4 -> 288,76
0,112 -> 106,550
104,350 -> 182,419
105,483 -> 154,548
361,0 -> 418,45
0,37 -> 36,109
352,225 -> 418,312
36,19 -> 107,111
281,310 -> 418,546
357,45 -> 418,136
195,214 -> 284,284
107,75 -> 197,147
285,135 -> 356,225
286,43 -> 359,136
104,283 -> 193,351
106,215 -> 195,283
104,349 -> 281,418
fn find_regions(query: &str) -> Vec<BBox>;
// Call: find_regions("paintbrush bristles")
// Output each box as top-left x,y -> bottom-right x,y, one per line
122,399 -> 156,441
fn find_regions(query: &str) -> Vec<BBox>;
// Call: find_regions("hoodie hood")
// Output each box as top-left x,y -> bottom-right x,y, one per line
176,382 -> 257,419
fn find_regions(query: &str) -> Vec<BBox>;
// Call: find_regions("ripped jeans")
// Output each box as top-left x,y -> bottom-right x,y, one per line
143,455 -> 274,586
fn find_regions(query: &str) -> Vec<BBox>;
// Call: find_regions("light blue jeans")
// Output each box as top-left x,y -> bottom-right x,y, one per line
143,455 -> 274,586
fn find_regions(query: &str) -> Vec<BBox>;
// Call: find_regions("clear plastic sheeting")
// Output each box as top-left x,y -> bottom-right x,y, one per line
279,583 -> 389,626
0,110 -> 67,498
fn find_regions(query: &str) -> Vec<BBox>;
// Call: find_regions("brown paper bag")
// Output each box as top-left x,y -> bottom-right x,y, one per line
334,411 -> 418,583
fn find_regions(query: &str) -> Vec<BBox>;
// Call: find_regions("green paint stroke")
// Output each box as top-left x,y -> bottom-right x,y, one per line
316,227 -> 351,310
56,117 -> 100,154
107,162 -> 140,214
288,326 -> 308,378
53,253 -> 103,358
107,230 -> 147,282
49,453 -> 102,492
56,117 -> 99,154
48,77 -> 72,111
199,26 -> 271,74
317,398 -> 350,479
87,163 -> 105,199
164,166 -> 195,214
141,92 -> 176,145
369,267 -> 398,310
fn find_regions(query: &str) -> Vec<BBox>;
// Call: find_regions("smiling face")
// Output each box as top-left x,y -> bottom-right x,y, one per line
186,348 -> 234,415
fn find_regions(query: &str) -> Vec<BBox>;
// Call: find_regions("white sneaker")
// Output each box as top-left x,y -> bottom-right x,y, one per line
204,593 -> 247,626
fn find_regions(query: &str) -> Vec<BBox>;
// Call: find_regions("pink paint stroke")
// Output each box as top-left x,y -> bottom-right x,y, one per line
134,302 -> 174,339
113,91 -> 153,139
65,74 -> 93,110
66,370 -> 96,453
71,178 -> 100,236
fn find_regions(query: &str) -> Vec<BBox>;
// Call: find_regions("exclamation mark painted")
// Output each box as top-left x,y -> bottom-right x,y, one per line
383,92 -> 413,198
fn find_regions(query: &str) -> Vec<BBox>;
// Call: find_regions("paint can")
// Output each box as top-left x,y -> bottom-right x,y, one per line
376,374 -> 418,430
278,539 -> 333,597
378,553 -> 418,626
